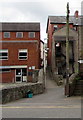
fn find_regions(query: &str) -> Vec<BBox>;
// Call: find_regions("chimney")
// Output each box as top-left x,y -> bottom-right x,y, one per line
74,10 -> 79,18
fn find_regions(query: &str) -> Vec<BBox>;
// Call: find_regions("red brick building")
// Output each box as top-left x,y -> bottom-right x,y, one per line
0,22 -> 41,83
46,11 -> 80,67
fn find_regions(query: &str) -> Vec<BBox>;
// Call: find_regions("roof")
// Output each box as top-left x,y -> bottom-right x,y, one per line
48,16 -> 81,25
49,16 -> 69,23
69,16 -> 81,25
54,36 -> 75,42
0,22 -> 40,32
46,15 -> 82,32
79,17 -> 83,25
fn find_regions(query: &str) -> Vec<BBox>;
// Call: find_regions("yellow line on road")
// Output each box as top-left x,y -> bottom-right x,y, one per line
1,105 -> 81,109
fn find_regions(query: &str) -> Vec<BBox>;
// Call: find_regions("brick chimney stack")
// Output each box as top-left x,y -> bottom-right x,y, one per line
74,10 -> 79,18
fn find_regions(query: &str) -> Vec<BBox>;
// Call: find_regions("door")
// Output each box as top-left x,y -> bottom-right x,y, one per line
22,68 -> 27,82
15,69 -> 22,83
15,68 -> 27,83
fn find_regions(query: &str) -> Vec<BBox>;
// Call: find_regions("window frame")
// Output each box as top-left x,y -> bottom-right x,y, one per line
16,32 -> 23,38
0,49 -> 8,60
4,32 -> 10,38
28,32 -> 35,38
54,25 -> 58,31
18,49 -> 28,60
0,69 -> 11,73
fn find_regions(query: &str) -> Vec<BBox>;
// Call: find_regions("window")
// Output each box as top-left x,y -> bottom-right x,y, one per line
0,49 -> 8,60
0,69 -> 11,73
29,32 -> 35,38
15,68 -> 27,82
4,32 -> 10,38
55,43 -> 61,57
19,49 -> 27,60
16,32 -> 23,38
54,25 -> 58,31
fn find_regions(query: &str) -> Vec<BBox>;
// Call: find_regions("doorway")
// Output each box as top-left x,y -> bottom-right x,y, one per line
15,68 -> 27,83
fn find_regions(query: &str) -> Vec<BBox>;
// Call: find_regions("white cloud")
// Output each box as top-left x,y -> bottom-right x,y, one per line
0,0 -> 82,40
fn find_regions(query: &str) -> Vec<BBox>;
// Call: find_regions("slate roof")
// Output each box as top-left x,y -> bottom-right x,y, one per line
0,22 -> 40,32
48,16 -> 81,25
54,36 -> 75,42
46,15 -> 82,32
69,16 -> 81,25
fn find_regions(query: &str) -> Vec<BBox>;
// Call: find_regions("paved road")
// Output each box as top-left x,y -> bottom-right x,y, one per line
1,70 -> 81,118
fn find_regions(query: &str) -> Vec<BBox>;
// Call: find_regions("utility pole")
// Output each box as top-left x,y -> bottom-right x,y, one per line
65,2 -> 70,97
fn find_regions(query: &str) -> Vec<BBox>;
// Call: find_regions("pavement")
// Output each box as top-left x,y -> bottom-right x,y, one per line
1,70 -> 82,118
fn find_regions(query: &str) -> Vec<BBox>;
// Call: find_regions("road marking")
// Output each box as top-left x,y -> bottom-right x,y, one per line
1,105 -> 81,109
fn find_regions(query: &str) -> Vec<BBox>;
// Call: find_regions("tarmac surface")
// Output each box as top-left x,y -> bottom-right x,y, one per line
1,70 -> 82,118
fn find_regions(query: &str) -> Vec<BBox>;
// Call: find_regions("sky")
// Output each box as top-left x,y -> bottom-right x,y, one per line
0,0 -> 82,42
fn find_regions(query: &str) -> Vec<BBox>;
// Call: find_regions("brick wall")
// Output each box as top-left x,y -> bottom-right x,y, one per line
1,42 -> 40,68
1,32 -> 40,41
0,30 -> 41,83
47,22 -> 73,66
0,70 -> 15,83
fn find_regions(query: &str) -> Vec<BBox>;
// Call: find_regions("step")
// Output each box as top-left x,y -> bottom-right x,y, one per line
76,82 -> 83,84
75,84 -> 83,86
74,89 -> 83,92
75,86 -> 83,88
73,93 -> 83,96
73,79 -> 83,96
76,80 -> 83,82
74,91 -> 83,94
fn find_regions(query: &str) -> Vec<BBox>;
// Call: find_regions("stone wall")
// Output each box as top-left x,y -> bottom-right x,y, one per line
69,73 -> 78,96
1,83 -> 44,104
0,69 -> 45,104
53,73 -> 63,86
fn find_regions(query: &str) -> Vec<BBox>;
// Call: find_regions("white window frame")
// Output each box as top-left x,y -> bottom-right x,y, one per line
4,32 -> 10,38
15,69 -> 22,83
28,32 -> 35,38
54,25 -> 58,31
0,49 -> 8,60
0,69 -> 11,73
18,49 -> 28,60
15,68 -> 28,83
16,32 -> 23,38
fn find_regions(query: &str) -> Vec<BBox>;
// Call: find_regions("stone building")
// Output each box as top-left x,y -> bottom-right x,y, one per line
52,26 -> 78,78
78,18 -> 83,76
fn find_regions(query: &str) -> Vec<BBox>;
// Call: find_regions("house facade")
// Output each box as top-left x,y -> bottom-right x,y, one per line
0,23 -> 41,83
46,11 -> 80,67
78,22 -> 83,76
52,26 -> 78,77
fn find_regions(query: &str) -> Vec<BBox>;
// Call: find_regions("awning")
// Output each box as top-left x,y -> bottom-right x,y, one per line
0,65 -> 27,69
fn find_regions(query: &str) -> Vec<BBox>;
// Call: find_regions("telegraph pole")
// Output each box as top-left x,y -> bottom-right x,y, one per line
65,2 -> 70,97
